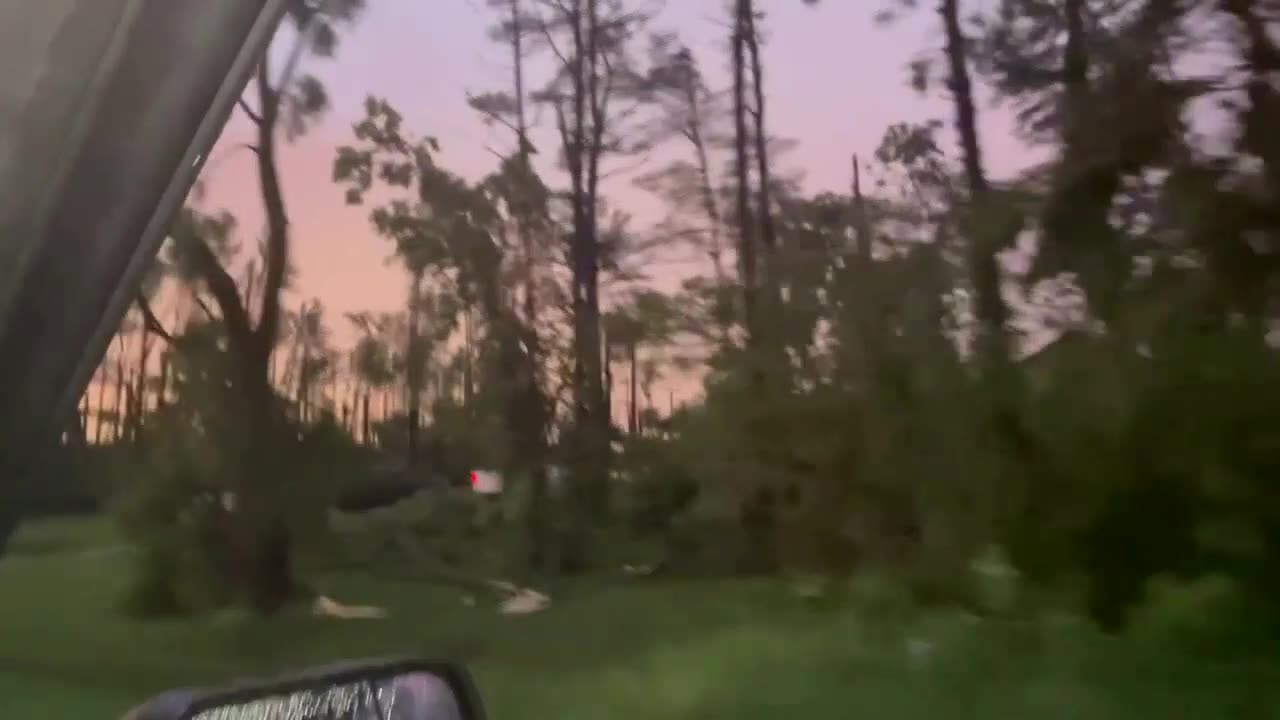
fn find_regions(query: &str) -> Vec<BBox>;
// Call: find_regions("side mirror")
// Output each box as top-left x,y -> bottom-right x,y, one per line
126,658 -> 486,720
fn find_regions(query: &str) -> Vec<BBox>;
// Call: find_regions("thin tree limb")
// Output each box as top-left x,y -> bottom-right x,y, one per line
237,98 -> 264,124
134,294 -> 176,345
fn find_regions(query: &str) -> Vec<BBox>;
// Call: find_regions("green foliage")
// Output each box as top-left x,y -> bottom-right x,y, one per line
1126,574 -> 1274,656
113,409 -> 233,617
845,570 -> 915,621
994,325 -> 1280,630
62,0 -> 1280,668
109,310 -> 366,616
329,487 -> 521,579
113,414 -> 362,617
619,438 -> 699,536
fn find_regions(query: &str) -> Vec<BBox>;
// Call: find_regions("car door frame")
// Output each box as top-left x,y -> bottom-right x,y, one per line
0,0 -> 290,551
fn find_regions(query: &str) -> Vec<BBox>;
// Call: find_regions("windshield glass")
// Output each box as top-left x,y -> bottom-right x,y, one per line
4,1 -> 1280,719
0,0 -> 133,329
182,673 -> 463,720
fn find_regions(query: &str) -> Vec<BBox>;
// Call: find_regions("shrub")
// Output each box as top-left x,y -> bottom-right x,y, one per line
114,417 -> 234,617
1126,574 -> 1276,656
618,437 -> 699,538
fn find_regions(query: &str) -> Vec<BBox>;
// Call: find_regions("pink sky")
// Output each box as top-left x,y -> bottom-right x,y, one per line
190,0 -> 1033,408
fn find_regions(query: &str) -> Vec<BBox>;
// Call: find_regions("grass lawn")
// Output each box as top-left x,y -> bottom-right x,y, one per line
2,517 -> 1279,718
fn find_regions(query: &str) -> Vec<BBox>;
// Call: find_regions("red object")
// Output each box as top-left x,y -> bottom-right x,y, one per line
469,471 -> 478,486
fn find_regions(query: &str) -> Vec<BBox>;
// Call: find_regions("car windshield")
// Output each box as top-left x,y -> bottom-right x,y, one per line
5,1 -> 1280,718
0,1 -> 130,338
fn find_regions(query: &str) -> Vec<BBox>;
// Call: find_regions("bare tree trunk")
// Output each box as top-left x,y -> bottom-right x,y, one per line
112,345 -> 126,443
381,390 -> 389,434
185,55 -> 299,615
574,0 -> 611,520
295,349 -> 308,424
1041,0 -> 1128,323
156,352 -> 171,410
743,3 -> 777,271
406,269 -> 424,469
941,0 -> 987,197
539,0 -> 620,568
743,1 -> 791,389
94,363 -> 108,444
940,0 -> 1009,364
328,364 -> 338,418
281,336 -> 300,408
77,393 -> 89,444
251,61 -> 290,369
602,325 -> 612,430
510,0 -> 539,328
678,67 -> 732,343
583,0 -> 607,447
493,1 -> 556,559
242,259 -> 260,323
346,381 -> 358,433
130,319 -> 152,441
628,342 -> 638,435
843,153 -> 880,386
462,308 -> 474,409
686,80 -> 725,286
732,0 -> 758,342
362,391 -> 372,446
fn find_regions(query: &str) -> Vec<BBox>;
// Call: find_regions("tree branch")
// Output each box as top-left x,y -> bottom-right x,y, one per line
135,294 -> 176,345
253,59 -> 291,358
188,234 -> 255,344
193,293 -> 217,322
237,98 -> 264,125
537,13 -> 571,70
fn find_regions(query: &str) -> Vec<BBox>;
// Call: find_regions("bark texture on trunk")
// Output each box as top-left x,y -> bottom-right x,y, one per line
732,0 -> 757,343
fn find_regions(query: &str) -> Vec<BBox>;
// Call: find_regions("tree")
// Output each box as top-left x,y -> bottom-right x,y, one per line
938,0 -> 1016,366
636,35 -> 729,291
336,94 -> 571,566
472,0 -> 546,329
160,0 -> 365,614
731,0 -> 758,346
621,290 -> 678,433
282,299 -> 332,424
77,0 -> 1280,635
527,0 -> 655,527
347,312 -> 396,446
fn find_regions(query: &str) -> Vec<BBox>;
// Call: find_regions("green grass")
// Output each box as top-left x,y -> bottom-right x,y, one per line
3,517 -> 1280,718
6,514 -> 118,556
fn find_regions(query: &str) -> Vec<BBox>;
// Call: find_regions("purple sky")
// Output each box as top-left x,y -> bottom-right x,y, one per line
189,0 -> 1036,411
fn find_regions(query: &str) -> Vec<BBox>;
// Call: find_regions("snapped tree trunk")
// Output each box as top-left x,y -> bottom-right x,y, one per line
628,342 -> 638,435
940,0 -> 1010,366
94,364 -> 108,444
743,3 -> 777,275
732,0 -> 758,343
405,269 -> 425,469
129,316 -> 152,442
111,348 -> 126,443
362,391 -> 372,446
183,56 -> 299,615
156,352 -> 170,410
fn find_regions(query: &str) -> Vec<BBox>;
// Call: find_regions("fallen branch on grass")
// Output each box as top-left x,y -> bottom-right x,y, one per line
311,594 -> 388,620
381,533 -> 552,615
492,583 -> 551,615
